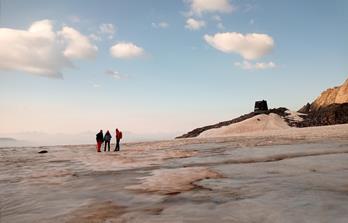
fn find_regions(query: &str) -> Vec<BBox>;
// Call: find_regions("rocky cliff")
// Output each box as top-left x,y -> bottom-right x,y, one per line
310,79 -> 348,110
297,78 -> 348,127
298,103 -> 348,127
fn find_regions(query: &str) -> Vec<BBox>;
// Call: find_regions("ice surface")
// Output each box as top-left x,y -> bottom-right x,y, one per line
1,124 -> 348,222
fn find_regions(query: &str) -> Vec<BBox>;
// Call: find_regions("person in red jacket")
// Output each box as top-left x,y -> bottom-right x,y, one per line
114,128 -> 122,152
96,130 -> 104,152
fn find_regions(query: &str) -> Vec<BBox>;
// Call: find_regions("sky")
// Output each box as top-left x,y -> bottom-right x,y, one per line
0,0 -> 347,144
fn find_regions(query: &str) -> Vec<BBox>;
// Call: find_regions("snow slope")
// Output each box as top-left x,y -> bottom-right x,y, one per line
199,113 -> 290,138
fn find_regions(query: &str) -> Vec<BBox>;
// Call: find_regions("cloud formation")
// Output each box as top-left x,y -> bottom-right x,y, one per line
96,23 -> 116,40
152,22 -> 169,29
186,0 -> 234,15
89,33 -> 101,41
89,23 -> 117,42
105,69 -> 128,80
0,20 -> 97,78
204,32 -> 274,60
185,18 -> 206,30
234,60 -> 276,70
217,23 -> 225,29
68,15 -> 81,23
212,15 -> 222,21
110,42 -> 144,59
99,23 -> 116,35
60,27 -> 98,59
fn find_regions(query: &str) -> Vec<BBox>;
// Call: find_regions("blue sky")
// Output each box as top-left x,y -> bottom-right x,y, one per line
0,0 -> 347,141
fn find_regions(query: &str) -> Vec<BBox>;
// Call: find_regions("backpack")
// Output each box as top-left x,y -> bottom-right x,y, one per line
119,131 -> 123,139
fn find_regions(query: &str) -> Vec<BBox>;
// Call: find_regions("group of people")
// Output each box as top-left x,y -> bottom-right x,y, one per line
96,128 -> 123,152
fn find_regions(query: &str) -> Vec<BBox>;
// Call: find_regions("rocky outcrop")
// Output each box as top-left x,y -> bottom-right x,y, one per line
254,100 -> 268,112
176,108 -> 289,138
178,78 -> 348,139
298,103 -> 348,127
311,79 -> 348,110
298,103 -> 311,114
297,78 -> 348,127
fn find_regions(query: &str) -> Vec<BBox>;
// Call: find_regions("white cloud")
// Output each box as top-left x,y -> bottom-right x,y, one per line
68,15 -> 81,23
185,18 -> 206,30
234,60 -> 276,70
99,23 -> 116,39
244,3 -> 256,13
59,26 -> 98,59
110,42 -> 144,59
186,0 -> 234,15
0,20 -> 97,78
89,33 -> 101,41
99,23 -> 115,34
159,22 -> 169,28
88,80 -> 101,88
105,69 -> 128,80
204,32 -> 274,60
0,20 -> 67,78
212,15 -> 222,21
217,23 -> 225,29
152,21 -> 169,29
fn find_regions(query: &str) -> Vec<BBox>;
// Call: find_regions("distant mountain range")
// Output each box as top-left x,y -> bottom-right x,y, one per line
177,78 -> 348,139
0,137 -> 28,148
0,137 -> 17,141
0,131 -> 179,147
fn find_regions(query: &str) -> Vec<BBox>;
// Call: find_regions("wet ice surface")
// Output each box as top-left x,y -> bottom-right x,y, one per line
1,126 -> 348,222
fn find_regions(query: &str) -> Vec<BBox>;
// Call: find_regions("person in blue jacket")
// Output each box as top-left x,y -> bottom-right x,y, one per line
104,130 -> 112,152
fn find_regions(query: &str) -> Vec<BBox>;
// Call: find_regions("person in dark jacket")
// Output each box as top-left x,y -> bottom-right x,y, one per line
114,128 -> 122,152
104,130 -> 112,152
96,130 -> 104,152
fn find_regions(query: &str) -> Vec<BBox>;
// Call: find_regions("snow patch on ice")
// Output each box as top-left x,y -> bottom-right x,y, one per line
126,167 -> 221,195
285,110 -> 305,122
199,113 -> 290,138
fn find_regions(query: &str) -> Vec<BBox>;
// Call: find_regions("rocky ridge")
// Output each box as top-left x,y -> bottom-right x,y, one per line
299,79 -> 348,113
310,78 -> 348,111
177,78 -> 348,139
176,108 -> 293,138
298,78 -> 348,127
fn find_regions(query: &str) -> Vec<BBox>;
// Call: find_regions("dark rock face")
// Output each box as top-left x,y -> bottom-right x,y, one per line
298,103 -> 311,114
297,103 -> 348,127
254,100 -> 268,112
297,78 -> 348,127
176,107 -> 288,139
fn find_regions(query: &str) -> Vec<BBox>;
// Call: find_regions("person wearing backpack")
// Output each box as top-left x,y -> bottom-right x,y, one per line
114,128 -> 123,152
103,130 -> 112,152
96,130 -> 104,152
